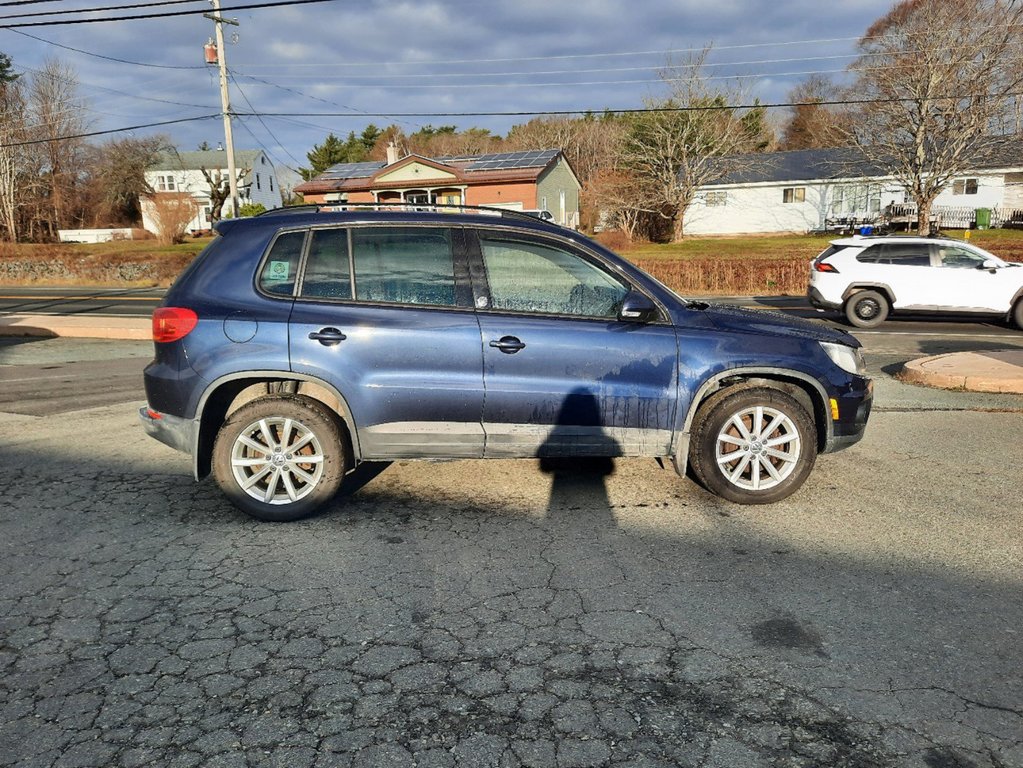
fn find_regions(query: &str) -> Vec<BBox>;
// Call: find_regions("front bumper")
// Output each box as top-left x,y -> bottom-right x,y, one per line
139,406 -> 197,456
824,377 -> 872,453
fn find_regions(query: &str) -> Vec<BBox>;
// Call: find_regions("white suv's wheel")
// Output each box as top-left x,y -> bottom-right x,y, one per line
1013,298 -> 1023,330
844,290 -> 889,328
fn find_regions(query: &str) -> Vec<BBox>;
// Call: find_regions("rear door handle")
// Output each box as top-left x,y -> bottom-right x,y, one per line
308,327 -> 347,346
489,335 -> 526,354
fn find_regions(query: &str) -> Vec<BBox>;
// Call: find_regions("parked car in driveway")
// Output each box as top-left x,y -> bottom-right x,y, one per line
808,235 -> 1023,328
141,206 -> 872,521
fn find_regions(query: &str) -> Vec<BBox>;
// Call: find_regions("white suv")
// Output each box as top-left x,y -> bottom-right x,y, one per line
808,235 -> 1023,329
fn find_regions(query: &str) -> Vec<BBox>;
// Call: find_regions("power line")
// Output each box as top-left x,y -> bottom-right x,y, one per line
0,0 -> 62,6
0,0 -> 333,28
1,0 -> 205,21
0,113 -> 220,148
236,92 -> 1023,119
9,29 -> 207,70
228,71 -> 305,171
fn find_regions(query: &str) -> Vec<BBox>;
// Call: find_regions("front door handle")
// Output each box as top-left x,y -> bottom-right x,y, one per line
489,335 -> 526,354
308,327 -> 347,346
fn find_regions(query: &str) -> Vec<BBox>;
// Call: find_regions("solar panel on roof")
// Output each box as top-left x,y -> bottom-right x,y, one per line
321,161 -> 386,180
464,149 -> 558,172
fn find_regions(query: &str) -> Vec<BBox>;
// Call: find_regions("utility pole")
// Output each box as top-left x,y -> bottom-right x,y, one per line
205,0 -> 240,218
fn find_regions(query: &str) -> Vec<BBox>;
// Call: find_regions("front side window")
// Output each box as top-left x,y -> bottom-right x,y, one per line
936,245 -> 988,268
300,226 -> 456,307
783,187 -> 805,203
480,236 -> 628,318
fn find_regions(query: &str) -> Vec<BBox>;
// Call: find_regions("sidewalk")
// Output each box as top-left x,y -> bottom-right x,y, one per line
0,314 -> 150,341
899,350 -> 1023,395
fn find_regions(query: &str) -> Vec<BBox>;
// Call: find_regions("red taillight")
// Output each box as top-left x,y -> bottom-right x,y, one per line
152,307 -> 198,342
813,261 -> 840,273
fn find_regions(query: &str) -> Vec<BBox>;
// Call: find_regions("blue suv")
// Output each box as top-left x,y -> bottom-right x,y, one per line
141,207 -> 872,521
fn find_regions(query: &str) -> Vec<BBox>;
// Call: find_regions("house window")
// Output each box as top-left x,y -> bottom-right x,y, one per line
952,178 -> 978,195
256,173 -> 261,191
783,187 -> 805,203
269,176 -> 274,192
831,184 -> 881,215
706,191 -> 727,206
156,174 -> 176,192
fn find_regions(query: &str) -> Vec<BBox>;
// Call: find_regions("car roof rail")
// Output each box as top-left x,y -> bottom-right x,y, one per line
255,201 -> 553,224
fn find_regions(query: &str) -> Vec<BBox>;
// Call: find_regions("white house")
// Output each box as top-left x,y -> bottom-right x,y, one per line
683,142 -> 1023,235
141,148 -> 284,234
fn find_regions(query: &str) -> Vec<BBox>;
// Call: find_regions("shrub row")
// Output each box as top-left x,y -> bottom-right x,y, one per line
631,256 -> 808,296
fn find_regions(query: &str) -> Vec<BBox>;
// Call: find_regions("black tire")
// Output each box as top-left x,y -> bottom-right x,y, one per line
1013,298 -> 1023,331
688,386 -> 818,505
844,289 -> 889,328
212,395 -> 347,521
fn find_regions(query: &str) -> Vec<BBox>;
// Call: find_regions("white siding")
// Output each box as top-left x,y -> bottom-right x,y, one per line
684,172 -> 1012,236
140,151 -> 284,234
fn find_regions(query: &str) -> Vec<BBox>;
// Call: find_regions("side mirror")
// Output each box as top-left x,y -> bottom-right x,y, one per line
980,259 -> 1000,272
617,290 -> 659,323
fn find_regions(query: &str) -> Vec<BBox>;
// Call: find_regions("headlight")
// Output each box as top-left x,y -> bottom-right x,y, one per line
820,341 -> 866,376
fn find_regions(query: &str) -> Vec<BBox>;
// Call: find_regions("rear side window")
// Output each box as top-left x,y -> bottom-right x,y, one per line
259,231 -> 306,296
299,226 -> 457,307
480,236 -> 628,317
857,243 -> 930,266
815,244 -> 850,262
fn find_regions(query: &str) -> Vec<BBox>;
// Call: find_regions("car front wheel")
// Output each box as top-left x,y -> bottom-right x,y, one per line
688,386 -> 818,504
844,290 -> 889,328
212,395 -> 347,521
1013,298 -> 1023,330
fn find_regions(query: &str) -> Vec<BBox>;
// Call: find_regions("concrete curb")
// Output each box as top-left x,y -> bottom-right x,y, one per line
0,315 -> 150,341
899,350 -> 1023,395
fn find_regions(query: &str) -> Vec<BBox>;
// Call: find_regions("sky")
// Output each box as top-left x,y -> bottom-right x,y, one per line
1,0 -> 895,178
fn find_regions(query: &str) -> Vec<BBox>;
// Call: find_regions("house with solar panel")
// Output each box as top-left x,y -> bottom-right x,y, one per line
140,148 -> 284,234
295,147 -> 581,228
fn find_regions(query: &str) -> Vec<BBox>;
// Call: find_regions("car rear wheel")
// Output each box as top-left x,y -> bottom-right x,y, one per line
688,386 -> 817,505
844,290 -> 889,328
212,395 -> 347,521
1013,298 -> 1023,330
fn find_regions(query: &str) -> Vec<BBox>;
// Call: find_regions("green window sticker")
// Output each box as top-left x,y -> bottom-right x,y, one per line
267,261 -> 290,281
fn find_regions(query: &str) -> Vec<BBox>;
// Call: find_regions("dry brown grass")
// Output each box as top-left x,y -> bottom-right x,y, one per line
632,257 -> 807,296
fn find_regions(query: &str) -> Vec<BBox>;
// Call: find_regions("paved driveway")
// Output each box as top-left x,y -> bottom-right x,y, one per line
1,358 -> 1021,767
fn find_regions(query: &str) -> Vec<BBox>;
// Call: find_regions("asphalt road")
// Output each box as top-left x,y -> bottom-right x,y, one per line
1,312 -> 1022,767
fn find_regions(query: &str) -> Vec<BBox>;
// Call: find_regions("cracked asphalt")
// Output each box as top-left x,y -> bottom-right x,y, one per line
1,339 -> 1022,768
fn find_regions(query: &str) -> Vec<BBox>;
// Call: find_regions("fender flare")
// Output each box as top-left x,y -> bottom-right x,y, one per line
191,370 -> 362,480
671,367 -> 832,478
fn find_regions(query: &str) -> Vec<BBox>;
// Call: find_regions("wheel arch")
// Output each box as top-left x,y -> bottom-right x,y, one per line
672,368 -> 831,477
841,282 -> 896,305
192,372 -> 361,480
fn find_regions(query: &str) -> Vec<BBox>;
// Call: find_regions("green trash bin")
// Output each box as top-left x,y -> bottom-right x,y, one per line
975,208 -> 991,229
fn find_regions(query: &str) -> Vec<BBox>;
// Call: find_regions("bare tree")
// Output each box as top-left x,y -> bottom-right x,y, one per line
779,75 -> 854,150
200,165 -> 248,224
847,0 -> 1023,233
86,135 -> 167,226
29,58 -> 87,238
621,49 -> 768,242
0,77 -> 26,241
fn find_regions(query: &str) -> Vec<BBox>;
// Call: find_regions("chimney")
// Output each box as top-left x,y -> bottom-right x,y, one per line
216,141 -> 224,151
385,142 -> 399,165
